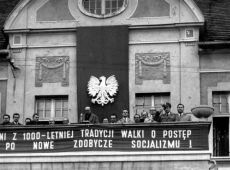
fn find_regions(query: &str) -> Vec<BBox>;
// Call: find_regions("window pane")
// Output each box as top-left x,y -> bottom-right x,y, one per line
213,94 -> 220,103
135,93 -> 170,113
82,0 -> 126,17
55,99 -> 62,117
212,92 -> 230,114
37,100 -> 44,117
136,96 -> 144,106
221,95 -> 228,113
45,99 -> 51,117
36,96 -> 68,119
144,96 -> 151,106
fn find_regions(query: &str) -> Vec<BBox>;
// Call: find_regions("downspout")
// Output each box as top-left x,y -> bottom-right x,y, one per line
209,160 -> 218,170
22,5 -> 29,122
179,0 -> 182,103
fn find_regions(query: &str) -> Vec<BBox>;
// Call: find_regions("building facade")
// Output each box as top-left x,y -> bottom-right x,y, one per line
3,0 -> 203,122
1,0 -> 230,169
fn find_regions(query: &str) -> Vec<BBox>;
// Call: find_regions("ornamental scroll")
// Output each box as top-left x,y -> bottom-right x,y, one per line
35,56 -> 69,87
135,53 -> 170,84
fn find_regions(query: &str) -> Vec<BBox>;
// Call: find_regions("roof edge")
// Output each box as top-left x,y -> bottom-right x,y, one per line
183,0 -> 204,23
4,0 -> 31,30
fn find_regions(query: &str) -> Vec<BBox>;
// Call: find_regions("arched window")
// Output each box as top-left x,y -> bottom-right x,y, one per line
79,0 -> 128,18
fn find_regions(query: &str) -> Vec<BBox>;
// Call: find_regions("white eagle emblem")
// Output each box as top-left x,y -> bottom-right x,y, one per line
87,75 -> 119,106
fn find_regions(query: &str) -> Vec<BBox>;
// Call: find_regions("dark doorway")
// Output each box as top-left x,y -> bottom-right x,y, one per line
213,117 -> 229,156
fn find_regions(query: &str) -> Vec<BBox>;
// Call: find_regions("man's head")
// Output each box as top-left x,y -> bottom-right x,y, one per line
84,106 -> 91,114
141,111 -> 148,120
63,117 -> 69,124
110,114 -> 117,123
134,114 -> 141,123
149,108 -> 157,117
32,113 -> 39,122
122,109 -> 129,118
2,114 -> 10,123
25,118 -> 31,125
13,113 -> 20,123
49,118 -> 55,125
164,102 -> 171,114
102,117 -> 109,123
177,103 -> 184,114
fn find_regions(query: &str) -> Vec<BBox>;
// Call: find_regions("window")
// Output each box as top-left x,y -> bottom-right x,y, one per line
13,35 -> 22,45
135,93 -> 170,114
35,96 -> 68,120
213,92 -> 230,114
79,0 -> 128,18
212,92 -> 230,157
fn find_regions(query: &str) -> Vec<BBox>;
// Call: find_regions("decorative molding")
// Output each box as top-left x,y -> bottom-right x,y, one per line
78,0 -> 128,19
35,56 -> 69,87
135,53 -> 170,84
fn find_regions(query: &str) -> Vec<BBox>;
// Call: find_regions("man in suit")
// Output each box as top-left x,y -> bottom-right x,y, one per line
11,113 -> 22,125
82,106 -> 99,124
176,103 -> 191,121
0,114 -> 11,125
29,113 -> 40,125
110,114 -> 117,124
134,114 -> 141,123
160,102 -> 178,122
117,109 -> 133,124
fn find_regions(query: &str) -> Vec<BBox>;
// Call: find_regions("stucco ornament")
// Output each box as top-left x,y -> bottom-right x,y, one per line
88,75 -> 119,106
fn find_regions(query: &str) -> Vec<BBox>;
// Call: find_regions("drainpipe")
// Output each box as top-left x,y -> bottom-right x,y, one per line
0,49 -> 19,70
209,160 -> 218,170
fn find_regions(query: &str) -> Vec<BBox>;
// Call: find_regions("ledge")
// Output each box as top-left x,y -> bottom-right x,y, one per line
0,151 -> 211,163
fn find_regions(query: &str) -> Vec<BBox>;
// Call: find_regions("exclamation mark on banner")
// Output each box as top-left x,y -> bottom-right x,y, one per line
189,140 -> 192,148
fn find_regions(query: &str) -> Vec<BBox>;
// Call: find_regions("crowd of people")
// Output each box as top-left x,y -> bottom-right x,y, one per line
0,113 -> 70,126
0,102 -> 191,125
81,102 -> 192,124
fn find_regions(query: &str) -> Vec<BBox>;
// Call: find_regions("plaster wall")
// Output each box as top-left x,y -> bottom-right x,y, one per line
199,49 -> 230,105
6,0 -> 202,30
7,32 -> 77,122
129,27 -> 200,116
7,26 -> 200,122
5,0 -> 203,122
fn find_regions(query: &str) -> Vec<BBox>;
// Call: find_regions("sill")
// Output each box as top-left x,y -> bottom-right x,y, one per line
212,156 -> 230,162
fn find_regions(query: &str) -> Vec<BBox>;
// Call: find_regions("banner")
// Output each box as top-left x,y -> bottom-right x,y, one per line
77,26 -> 129,122
0,122 -> 210,153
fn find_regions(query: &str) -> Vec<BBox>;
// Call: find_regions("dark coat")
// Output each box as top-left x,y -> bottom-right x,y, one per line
159,112 -> 179,122
83,113 -> 99,124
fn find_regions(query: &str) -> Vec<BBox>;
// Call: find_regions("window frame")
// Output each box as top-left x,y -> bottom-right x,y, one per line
135,93 -> 170,114
78,0 -> 128,18
35,95 -> 68,120
212,91 -> 230,157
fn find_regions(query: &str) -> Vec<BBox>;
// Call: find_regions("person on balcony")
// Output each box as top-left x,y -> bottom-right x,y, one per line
11,113 -> 22,125
176,103 -> 191,122
110,114 -> 117,124
134,114 -> 141,123
102,117 -> 109,123
140,111 -> 149,123
159,102 -> 178,122
25,118 -> 32,125
117,109 -> 133,124
144,108 -> 160,123
81,106 -> 99,124
0,114 -> 11,125
29,113 -> 40,125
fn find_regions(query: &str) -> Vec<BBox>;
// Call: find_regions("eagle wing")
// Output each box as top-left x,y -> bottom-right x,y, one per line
105,75 -> 118,96
87,76 -> 100,97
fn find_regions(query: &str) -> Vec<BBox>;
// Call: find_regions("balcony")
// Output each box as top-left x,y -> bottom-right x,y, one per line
0,122 -> 211,170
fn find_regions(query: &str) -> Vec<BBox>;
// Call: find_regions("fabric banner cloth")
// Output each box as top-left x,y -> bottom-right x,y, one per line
0,122 -> 210,153
77,26 -> 129,122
